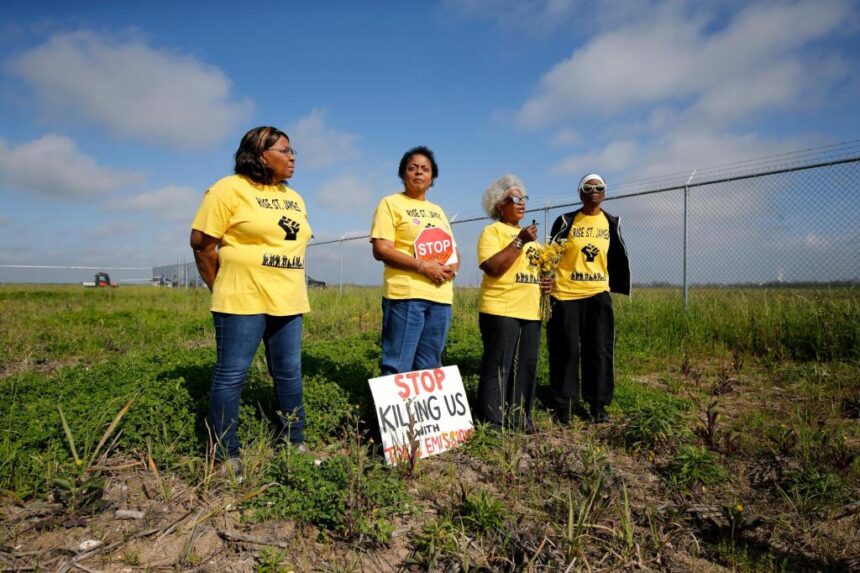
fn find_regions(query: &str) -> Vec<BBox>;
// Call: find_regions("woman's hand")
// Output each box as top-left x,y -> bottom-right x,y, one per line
420,260 -> 455,284
540,277 -> 554,294
517,224 -> 539,244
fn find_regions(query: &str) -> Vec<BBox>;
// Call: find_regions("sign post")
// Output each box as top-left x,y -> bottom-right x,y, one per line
368,366 -> 473,465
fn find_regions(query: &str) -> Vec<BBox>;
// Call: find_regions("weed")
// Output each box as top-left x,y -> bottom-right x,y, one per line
256,547 -> 293,573
622,399 -> 685,450
394,400 -> 422,479
712,360 -> 737,396
778,466 -> 844,514
578,441 -> 611,507
692,396 -> 735,453
462,421 -> 502,460
681,352 -> 691,380
713,541 -> 789,573
51,474 -> 108,514
409,515 -> 461,570
564,480 -> 602,565
496,430 -> 525,489
253,448 -> 408,544
732,347 -> 744,374
666,444 -> 727,489
767,424 -> 798,457
618,485 -> 636,556
721,500 -> 750,542
459,488 -> 509,534
122,549 -> 141,567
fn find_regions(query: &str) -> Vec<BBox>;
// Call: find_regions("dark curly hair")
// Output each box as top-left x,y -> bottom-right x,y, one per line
398,146 -> 439,184
234,126 -> 290,185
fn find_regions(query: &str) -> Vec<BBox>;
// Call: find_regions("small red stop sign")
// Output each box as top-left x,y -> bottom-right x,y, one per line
414,227 -> 454,264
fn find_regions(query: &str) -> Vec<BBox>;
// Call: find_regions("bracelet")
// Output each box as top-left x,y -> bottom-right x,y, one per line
417,260 -> 424,274
513,238 -> 524,249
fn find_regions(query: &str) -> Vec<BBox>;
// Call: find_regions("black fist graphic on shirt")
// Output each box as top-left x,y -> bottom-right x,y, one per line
581,243 -> 599,262
278,217 -> 300,240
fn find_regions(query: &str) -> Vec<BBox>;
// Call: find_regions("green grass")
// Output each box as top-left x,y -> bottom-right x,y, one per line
1,284 -> 858,569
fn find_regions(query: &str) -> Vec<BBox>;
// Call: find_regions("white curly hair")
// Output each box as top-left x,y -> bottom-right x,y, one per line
482,174 -> 527,220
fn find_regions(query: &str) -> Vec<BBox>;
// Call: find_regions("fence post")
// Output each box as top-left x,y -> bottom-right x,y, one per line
683,169 -> 696,311
339,238 -> 344,297
543,201 -> 549,242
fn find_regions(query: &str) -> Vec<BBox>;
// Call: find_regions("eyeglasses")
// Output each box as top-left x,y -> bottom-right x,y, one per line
581,184 -> 606,194
268,147 -> 297,157
504,195 -> 529,205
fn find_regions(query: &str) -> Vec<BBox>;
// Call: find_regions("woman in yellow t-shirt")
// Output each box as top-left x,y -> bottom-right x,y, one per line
476,174 -> 552,433
190,126 -> 312,468
370,146 -> 460,375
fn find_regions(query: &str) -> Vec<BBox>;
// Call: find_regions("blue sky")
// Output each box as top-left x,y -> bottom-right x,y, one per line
1,0 -> 858,285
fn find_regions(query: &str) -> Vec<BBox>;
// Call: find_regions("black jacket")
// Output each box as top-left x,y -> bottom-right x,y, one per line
549,208 -> 631,296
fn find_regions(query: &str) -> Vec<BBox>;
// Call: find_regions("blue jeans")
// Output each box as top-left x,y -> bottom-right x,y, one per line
210,312 -> 304,459
380,298 -> 452,375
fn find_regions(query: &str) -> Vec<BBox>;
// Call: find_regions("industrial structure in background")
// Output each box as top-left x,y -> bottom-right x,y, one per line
151,260 -> 201,288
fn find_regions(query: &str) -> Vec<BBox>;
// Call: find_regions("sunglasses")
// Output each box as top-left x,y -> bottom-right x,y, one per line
581,184 -> 606,194
504,195 -> 529,205
269,147 -> 298,157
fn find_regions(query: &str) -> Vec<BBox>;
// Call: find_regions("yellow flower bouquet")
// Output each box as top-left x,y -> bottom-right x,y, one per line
526,240 -> 568,321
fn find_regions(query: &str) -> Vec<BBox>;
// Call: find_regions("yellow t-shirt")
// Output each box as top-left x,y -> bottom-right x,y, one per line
369,193 -> 454,304
191,174 -> 312,315
477,222 -> 541,321
553,211 -> 610,301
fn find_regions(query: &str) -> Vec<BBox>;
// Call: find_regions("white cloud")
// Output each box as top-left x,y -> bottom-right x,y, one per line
316,173 -> 375,212
0,134 -> 143,199
84,220 -> 143,239
291,109 -> 360,170
106,185 -> 200,222
552,128 -> 579,147
516,0 -> 850,128
552,140 -> 640,174
632,130 -> 795,181
5,31 -> 253,149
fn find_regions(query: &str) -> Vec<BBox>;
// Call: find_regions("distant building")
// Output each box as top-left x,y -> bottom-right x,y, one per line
152,261 -> 203,287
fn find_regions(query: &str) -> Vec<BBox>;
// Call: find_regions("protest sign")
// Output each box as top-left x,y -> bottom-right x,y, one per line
414,227 -> 458,265
368,366 -> 473,464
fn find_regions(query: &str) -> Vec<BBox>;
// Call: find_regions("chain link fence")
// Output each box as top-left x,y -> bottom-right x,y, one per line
3,146 -> 857,299
306,149 -> 860,303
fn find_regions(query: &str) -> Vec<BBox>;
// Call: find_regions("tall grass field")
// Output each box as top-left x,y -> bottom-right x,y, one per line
1,285 -> 857,571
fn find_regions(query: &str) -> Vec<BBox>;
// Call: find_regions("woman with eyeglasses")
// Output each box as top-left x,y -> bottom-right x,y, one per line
475,174 -> 552,433
190,126 -> 312,475
370,146 -> 460,375
547,173 -> 630,424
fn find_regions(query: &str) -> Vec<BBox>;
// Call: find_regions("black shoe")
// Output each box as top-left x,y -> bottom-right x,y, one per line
554,407 -> 572,425
589,403 -> 609,424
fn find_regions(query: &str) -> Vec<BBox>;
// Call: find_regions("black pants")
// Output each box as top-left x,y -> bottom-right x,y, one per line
546,292 -> 615,410
476,313 -> 541,430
